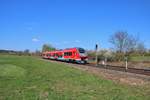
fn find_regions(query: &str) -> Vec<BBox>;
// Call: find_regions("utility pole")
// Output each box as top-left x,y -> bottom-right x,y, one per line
95,44 -> 98,66
125,57 -> 128,71
104,57 -> 107,67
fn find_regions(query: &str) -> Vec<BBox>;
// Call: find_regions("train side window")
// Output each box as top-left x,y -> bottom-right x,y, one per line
64,52 -> 67,56
67,52 -> 69,56
70,52 -> 72,56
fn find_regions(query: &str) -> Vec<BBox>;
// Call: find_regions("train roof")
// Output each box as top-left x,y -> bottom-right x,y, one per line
43,47 -> 85,53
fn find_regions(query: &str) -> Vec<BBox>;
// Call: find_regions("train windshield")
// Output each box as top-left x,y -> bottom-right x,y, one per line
78,48 -> 85,53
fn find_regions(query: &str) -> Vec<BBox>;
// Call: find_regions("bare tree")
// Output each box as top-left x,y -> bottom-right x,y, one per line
136,42 -> 146,55
110,31 -> 128,53
109,31 -> 138,53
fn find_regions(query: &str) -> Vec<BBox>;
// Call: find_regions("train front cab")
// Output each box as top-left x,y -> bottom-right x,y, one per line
63,48 -> 88,64
75,48 -> 88,64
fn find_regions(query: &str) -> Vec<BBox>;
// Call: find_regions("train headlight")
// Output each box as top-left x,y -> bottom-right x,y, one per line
85,58 -> 88,61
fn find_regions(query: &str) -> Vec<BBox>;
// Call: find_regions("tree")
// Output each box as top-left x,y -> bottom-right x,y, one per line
23,49 -> 31,56
109,31 -> 138,53
42,44 -> 56,52
17,51 -> 23,56
109,31 -> 147,61
136,42 -> 146,55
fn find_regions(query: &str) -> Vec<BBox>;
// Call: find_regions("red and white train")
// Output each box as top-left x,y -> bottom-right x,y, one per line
42,47 -> 88,64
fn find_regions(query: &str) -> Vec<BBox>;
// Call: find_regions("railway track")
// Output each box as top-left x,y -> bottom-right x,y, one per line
68,62 -> 150,76
86,64 -> 150,76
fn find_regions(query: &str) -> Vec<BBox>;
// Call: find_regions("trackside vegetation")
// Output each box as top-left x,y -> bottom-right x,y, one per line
0,55 -> 150,100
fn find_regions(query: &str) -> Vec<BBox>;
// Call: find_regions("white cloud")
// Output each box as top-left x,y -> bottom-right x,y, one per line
32,38 -> 39,42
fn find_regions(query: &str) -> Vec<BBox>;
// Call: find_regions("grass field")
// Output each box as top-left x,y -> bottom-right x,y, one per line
130,56 -> 150,62
0,55 -> 150,100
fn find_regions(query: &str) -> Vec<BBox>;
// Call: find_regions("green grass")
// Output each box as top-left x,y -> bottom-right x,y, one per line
0,55 -> 150,100
130,56 -> 150,62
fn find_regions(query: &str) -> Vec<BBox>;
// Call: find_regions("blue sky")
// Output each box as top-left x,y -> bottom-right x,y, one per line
0,0 -> 150,51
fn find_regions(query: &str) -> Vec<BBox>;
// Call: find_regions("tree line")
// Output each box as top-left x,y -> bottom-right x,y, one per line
0,44 -> 56,56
